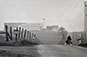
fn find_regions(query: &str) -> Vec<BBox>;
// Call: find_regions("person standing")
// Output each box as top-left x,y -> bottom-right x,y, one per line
65,35 -> 72,46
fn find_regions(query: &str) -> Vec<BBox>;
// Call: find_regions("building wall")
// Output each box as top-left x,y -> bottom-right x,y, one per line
84,2 -> 87,32
83,2 -> 87,43
71,32 -> 82,45
4,23 -> 43,31
70,31 -> 87,45
46,25 -> 58,31
31,30 -> 67,44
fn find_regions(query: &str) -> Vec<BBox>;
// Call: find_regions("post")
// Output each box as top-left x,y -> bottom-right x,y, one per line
27,31 -> 29,39
81,33 -> 84,43
29,32 -> 31,39
21,28 -> 24,38
5,25 -> 9,41
10,27 -> 12,39
15,34 -> 18,42
24,29 -> 27,38
29,32 -> 32,42
13,27 -> 19,42
18,27 -> 21,38
84,32 -> 86,41
32,33 -> 34,37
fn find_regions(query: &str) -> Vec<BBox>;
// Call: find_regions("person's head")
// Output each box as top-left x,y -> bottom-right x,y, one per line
67,35 -> 72,40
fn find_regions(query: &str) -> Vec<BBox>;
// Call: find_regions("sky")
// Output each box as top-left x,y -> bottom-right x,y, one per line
0,0 -> 86,32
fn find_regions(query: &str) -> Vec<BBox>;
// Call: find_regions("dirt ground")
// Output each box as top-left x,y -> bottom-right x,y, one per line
0,46 -> 41,57
0,45 -> 87,57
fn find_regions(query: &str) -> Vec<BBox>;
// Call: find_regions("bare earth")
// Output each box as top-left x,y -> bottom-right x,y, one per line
0,46 -> 41,57
0,45 -> 87,57
37,45 -> 87,57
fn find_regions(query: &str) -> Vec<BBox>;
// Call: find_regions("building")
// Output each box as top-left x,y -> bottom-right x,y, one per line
84,1 -> 87,42
4,23 -> 44,31
69,2 -> 87,45
19,23 -> 43,31
46,25 -> 58,31
84,1 -> 87,31
70,32 -> 83,45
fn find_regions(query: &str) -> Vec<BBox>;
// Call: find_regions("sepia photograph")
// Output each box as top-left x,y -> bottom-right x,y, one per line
0,0 -> 87,57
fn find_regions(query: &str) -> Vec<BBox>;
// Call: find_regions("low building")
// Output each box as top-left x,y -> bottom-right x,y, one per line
4,23 -> 44,31
70,31 -> 87,45
46,25 -> 58,31
19,23 -> 43,31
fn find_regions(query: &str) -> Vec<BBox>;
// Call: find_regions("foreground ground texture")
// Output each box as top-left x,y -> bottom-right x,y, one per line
0,45 -> 87,57
37,45 -> 87,57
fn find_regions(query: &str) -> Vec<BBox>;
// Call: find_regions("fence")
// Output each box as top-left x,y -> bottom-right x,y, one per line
4,25 -> 41,44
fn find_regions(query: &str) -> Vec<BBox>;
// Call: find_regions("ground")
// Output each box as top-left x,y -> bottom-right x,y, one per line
37,45 -> 87,57
0,45 -> 87,57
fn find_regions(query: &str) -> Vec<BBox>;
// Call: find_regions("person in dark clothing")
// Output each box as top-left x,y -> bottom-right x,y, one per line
65,35 -> 72,45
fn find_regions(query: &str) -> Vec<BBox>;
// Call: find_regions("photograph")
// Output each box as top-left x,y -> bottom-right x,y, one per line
0,0 -> 87,57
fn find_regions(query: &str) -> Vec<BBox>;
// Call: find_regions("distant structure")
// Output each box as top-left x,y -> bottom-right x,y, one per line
42,18 -> 46,28
46,25 -> 58,31
70,2 -> 87,45
84,1 -> 87,31
4,23 -> 44,31
84,1 -> 87,42
20,23 -> 43,31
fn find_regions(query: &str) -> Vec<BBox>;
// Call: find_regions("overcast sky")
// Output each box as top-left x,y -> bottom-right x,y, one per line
0,0 -> 86,32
